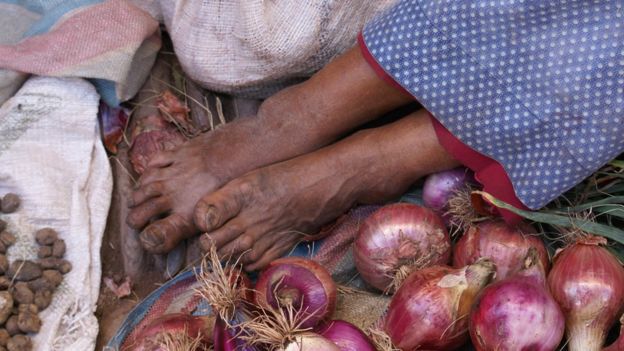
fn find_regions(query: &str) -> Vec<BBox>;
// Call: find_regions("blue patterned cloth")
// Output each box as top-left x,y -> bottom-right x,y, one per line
362,0 -> 624,209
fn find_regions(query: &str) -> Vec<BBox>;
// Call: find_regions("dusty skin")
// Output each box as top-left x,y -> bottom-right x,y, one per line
127,46 -> 457,269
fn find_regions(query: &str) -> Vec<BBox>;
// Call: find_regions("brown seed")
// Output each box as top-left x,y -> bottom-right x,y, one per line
16,305 -> 36,315
0,233 -> 15,248
7,261 -> 41,282
0,292 -> 13,325
17,310 -> 40,334
4,316 -> 18,336
36,246 -> 51,259
33,290 -> 53,311
34,228 -> 57,246
10,284 -> 32,305
0,221 -> 6,233
0,329 -> 9,346
51,239 -> 66,258
37,258 -> 71,274
0,256 -> 8,275
7,334 -> 31,351
27,278 -> 53,292
0,195 -> 19,214
42,270 -> 63,287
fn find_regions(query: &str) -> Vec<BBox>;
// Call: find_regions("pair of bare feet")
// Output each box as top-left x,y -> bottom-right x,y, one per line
126,46 -> 459,271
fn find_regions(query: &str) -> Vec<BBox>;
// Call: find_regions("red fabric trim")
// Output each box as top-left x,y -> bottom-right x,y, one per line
358,33 -> 526,224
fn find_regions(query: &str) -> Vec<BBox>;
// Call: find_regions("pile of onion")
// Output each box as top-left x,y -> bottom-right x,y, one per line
453,219 -> 550,281
547,236 -> 624,351
246,258 -> 375,350
470,248 -> 564,350
382,259 -> 496,350
423,167 -> 474,225
354,203 -> 451,292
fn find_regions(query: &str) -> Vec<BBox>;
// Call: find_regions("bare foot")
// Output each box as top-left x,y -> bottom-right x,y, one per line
126,46 -> 412,254
194,109 -> 459,270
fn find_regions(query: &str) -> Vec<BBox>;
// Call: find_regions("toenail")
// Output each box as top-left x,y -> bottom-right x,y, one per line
140,227 -> 165,251
204,206 -> 218,229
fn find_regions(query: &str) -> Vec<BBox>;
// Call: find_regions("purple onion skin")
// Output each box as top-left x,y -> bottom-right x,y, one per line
316,320 -> 375,351
423,167 -> 473,224
213,316 -> 256,351
255,258 -> 336,329
470,251 -> 564,351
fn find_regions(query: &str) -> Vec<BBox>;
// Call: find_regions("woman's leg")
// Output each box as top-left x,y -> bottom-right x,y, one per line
194,109 -> 460,270
128,46 -> 413,254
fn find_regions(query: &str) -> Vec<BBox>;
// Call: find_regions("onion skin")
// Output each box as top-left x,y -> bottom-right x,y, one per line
547,237 -> 624,351
132,313 -> 214,351
255,257 -> 337,328
354,203 -> 451,292
282,333 -> 340,351
423,167 -> 473,224
317,320 -> 375,351
384,259 -> 496,350
453,220 -> 550,281
470,249 -> 564,351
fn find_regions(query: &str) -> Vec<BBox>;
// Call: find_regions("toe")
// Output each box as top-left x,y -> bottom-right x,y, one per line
217,233 -> 255,259
200,218 -> 245,250
130,181 -> 164,207
244,239 -> 298,272
126,196 -> 171,229
139,214 -> 196,254
147,149 -> 176,168
138,166 -> 177,187
194,183 -> 247,232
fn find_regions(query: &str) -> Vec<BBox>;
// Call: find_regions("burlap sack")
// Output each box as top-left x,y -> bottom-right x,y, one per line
0,77 -> 111,350
131,0 -> 398,98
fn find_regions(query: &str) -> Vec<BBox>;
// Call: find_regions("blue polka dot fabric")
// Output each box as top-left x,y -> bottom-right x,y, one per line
362,0 -> 624,210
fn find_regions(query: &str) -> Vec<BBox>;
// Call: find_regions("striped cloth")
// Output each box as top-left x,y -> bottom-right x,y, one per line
0,0 -> 161,106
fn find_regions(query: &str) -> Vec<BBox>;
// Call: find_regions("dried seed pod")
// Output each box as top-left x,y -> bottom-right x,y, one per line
7,261 -> 41,282
0,292 -> 13,325
17,308 -> 40,334
5,316 -> 18,336
0,232 -> 15,248
10,284 -> 33,305
37,258 -> 71,274
7,334 -> 31,351
51,239 -> 66,258
0,329 -> 9,346
0,256 -> 8,275
34,228 -> 57,246
36,246 -> 51,259
0,195 -> 20,214
33,290 -> 53,311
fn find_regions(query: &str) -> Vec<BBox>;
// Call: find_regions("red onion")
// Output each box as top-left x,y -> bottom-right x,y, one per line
423,167 -> 474,224
255,257 -> 337,328
470,249 -> 564,351
603,314 -> 624,351
453,220 -> 550,281
383,259 -> 496,350
548,236 -> 624,351
316,320 -> 375,351
354,203 -> 451,292
132,313 -> 214,351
